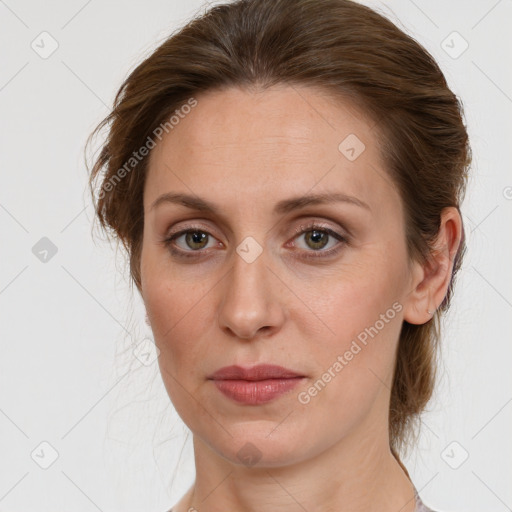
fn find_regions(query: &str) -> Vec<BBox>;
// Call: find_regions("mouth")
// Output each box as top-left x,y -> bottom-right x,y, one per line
207,364 -> 306,405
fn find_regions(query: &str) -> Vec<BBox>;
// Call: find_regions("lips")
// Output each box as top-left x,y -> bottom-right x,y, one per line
208,364 -> 305,405
208,364 -> 304,381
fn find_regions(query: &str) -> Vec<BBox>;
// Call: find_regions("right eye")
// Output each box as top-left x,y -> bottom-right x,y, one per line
163,226 -> 221,259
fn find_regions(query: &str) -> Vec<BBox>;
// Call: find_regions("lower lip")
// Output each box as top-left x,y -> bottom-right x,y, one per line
211,378 -> 304,405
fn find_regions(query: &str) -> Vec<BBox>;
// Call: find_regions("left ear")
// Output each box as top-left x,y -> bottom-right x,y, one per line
403,206 -> 463,325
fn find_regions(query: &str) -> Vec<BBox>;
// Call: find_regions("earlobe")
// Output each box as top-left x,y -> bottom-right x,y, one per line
402,207 -> 463,325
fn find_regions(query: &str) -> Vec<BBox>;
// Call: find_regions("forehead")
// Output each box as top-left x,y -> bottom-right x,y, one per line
144,85 -> 395,213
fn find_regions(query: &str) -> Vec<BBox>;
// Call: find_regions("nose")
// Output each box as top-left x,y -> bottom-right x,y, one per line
217,244 -> 286,340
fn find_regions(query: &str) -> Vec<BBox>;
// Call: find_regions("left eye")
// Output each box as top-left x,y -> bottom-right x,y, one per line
292,226 -> 345,252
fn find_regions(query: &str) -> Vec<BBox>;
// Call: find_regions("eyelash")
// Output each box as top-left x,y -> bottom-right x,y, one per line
162,221 -> 349,261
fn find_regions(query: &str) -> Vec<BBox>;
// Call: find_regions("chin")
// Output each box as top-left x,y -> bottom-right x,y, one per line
200,420 -> 322,469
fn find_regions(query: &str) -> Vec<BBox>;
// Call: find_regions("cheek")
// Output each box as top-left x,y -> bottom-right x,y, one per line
141,244 -> 207,364
298,244 -> 406,392
144,274 -> 210,360
143,266 -> 214,423
304,245 -> 405,338
293,280 -> 403,443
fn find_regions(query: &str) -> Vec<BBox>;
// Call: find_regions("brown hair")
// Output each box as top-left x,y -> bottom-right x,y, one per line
87,0 -> 471,469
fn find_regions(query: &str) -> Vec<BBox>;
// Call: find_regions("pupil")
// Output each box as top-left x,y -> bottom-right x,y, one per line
308,230 -> 327,249
187,231 -> 207,249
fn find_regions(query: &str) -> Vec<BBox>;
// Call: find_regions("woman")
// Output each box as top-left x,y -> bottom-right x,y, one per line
87,0 -> 471,510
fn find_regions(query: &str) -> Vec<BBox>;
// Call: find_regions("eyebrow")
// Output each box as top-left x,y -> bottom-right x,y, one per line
150,191 -> 371,214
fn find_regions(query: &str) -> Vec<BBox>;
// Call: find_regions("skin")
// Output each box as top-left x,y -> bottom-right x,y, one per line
140,84 -> 462,512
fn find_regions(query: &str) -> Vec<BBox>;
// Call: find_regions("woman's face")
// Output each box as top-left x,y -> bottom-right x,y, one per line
141,85 -> 422,467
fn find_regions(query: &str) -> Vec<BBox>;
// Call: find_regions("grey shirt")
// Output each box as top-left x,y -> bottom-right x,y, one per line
167,487 -> 437,511
414,486 -> 437,512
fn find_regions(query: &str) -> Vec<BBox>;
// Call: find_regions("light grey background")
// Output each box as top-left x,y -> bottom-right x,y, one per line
0,0 -> 511,511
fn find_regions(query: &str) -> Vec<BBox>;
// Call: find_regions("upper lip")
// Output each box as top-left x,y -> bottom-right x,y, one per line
208,364 -> 304,381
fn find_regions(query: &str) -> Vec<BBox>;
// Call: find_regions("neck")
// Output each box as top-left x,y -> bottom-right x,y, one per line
181,423 -> 416,512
